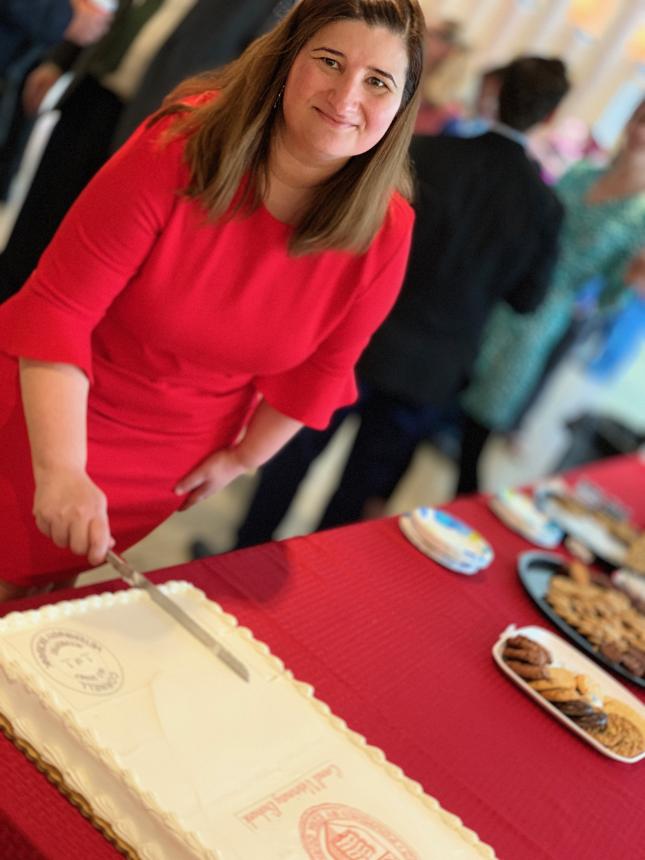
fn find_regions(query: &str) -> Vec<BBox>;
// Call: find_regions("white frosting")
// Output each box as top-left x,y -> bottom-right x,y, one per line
0,583 -> 496,859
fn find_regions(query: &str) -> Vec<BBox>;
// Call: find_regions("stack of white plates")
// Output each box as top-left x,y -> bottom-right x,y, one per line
489,488 -> 563,548
399,507 -> 493,574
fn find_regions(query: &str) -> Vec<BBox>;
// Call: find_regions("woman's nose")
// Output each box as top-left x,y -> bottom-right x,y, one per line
328,75 -> 361,115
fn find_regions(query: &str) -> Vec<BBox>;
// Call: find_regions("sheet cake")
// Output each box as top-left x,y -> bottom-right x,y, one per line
0,582 -> 496,859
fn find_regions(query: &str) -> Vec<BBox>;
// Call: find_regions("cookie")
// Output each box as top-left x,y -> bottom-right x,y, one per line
577,711 -> 609,731
541,687 -> 582,703
568,560 -> 591,586
600,642 -> 623,664
528,668 -> 577,692
504,659 -> 549,680
587,713 -> 644,758
546,667 -> 578,687
556,700 -> 594,718
620,649 -> 645,678
502,645 -> 549,666
505,636 -> 551,661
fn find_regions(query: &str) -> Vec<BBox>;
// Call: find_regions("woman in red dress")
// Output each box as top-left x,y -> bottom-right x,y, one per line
0,0 -> 425,597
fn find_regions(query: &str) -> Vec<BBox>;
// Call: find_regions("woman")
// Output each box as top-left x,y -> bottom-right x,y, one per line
0,0 -> 424,597
458,99 -> 645,494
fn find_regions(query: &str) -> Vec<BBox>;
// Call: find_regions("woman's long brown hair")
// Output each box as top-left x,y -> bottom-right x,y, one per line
153,0 -> 425,255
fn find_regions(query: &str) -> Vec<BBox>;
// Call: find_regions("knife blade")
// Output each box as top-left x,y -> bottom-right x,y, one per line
106,551 -> 250,683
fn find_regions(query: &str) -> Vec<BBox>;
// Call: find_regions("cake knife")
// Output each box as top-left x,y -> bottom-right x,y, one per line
106,551 -> 250,682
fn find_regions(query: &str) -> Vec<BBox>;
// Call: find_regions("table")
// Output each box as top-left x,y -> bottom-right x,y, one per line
0,454 -> 643,860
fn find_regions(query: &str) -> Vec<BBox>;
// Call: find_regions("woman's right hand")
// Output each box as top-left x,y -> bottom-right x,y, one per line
33,468 -> 114,566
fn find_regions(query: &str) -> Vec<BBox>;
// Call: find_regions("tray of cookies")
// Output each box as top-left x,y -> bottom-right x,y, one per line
517,551 -> 645,688
493,625 -> 645,762
535,482 -> 642,569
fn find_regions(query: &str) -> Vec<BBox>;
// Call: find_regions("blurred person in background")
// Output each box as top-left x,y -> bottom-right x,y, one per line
583,249 -> 645,381
227,55 -> 568,553
440,63 -> 506,138
0,0 -> 112,198
414,18 -> 467,135
528,115 -> 607,186
0,0 -> 424,598
0,0 -> 287,302
458,99 -> 645,495
1,0 -> 70,70
111,0 -> 295,147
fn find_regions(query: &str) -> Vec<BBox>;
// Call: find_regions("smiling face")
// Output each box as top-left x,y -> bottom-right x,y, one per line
281,19 -> 409,168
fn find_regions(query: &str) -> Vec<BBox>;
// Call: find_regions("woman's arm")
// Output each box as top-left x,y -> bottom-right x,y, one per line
19,359 -> 113,565
174,399 -> 303,510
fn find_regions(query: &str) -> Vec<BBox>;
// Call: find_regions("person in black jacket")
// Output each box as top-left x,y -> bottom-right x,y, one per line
0,0 -> 101,198
0,0 -> 291,303
195,55 -> 570,553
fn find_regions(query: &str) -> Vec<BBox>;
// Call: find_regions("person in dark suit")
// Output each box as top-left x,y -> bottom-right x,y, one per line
0,0 -> 107,198
222,55 -> 569,552
0,0 -> 291,303
111,0 -> 295,147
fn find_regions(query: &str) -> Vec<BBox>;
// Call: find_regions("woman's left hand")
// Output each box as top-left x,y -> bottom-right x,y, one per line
174,448 -> 248,510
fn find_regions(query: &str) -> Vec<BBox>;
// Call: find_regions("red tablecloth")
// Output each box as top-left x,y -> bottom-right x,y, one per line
0,454 -> 643,860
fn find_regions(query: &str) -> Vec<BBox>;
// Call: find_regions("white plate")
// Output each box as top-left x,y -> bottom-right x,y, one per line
410,507 -> 493,564
399,515 -> 483,574
492,624 -> 645,763
489,491 -> 563,549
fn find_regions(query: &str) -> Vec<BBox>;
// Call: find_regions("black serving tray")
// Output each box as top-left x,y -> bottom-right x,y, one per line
517,550 -> 645,689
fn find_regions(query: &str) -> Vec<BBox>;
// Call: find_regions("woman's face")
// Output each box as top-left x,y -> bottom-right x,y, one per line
281,19 -> 408,167
625,102 -> 645,153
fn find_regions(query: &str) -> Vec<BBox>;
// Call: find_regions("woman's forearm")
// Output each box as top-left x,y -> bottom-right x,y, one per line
19,359 -> 112,564
19,359 -> 89,479
233,399 -> 303,470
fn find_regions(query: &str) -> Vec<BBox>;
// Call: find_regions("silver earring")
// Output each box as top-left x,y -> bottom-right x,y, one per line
273,84 -> 285,111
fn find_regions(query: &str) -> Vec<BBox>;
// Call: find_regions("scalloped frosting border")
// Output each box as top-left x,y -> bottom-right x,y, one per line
0,711 -> 140,859
0,583 -> 497,859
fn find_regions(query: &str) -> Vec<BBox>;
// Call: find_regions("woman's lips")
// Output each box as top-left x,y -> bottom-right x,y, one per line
313,107 -> 356,129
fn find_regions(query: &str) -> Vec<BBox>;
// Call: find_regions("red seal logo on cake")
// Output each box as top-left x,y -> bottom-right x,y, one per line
300,803 -> 419,860
31,629 -> 123,696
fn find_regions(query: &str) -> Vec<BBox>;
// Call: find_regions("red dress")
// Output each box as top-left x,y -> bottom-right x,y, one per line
0,114 -> 413,584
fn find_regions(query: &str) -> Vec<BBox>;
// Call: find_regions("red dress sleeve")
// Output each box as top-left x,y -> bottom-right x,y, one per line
255,196 -> 414,429
0,115 -> 188,381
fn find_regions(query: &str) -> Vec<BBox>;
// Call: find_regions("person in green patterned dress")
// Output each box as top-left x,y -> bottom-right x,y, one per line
457,99 -> 645,493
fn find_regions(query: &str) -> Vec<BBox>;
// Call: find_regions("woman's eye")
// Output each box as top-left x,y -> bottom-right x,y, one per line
319,56 -> 339,69
368,76 -> 387,90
